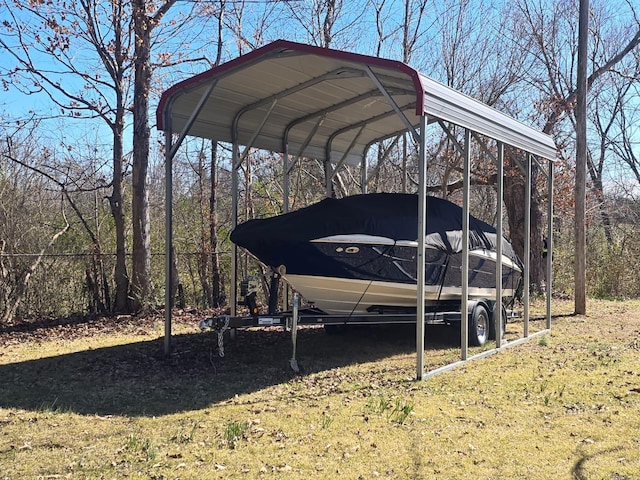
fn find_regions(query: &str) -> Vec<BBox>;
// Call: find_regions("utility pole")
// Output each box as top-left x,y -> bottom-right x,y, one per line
575,0 -> 589,314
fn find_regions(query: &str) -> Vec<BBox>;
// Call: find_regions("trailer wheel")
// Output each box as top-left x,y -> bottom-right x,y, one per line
489,304 -> 507,340
469,304 -> 489,346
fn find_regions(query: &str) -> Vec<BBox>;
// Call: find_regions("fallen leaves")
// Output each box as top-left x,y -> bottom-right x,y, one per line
1,298 -> 640,480
0,310 -> 206,347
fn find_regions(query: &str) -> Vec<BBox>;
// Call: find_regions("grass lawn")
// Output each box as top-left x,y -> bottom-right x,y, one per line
1,299 -> 639,479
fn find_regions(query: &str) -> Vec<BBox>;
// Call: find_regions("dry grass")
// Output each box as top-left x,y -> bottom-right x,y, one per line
1,299 -> 639,479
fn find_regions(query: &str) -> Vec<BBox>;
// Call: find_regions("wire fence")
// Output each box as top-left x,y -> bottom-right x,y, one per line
0,251 -> 232,257
1,251 -> 232,320
5,225 -> 640,321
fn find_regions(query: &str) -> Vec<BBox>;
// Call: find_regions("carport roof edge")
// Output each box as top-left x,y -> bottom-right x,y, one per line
156,39 -> 557,161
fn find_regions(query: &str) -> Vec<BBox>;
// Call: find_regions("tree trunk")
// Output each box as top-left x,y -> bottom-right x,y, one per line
130,0 -> 153,310
210,141 -> 224,307
503,149 -> 546,295
196,148 -> 213,307
171,246 -> 184,309
111,101 -> 129,312
85,263 -> 106,314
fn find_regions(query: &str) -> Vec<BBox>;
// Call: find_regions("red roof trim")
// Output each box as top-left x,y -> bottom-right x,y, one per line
156,39 -> 425,131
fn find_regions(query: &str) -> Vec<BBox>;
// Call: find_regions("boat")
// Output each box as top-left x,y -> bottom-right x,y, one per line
230,193 -> 523,316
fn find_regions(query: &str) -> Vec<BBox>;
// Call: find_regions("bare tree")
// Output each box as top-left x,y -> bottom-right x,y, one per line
1,0 -> 218,312
0,0 -> 133,311
129,0 -> 180,310
281,0 -> 366,48
3,136 -> 115,313
507,0 -> 640,301
588,16 -> 640,239
182,137 -> 225,308
610,84 -> 640,186
0,127 -> 71,323
129,1 -> 222,309
369,0 -> 430,193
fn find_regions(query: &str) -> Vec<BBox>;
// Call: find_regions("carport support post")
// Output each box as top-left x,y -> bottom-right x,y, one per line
547,158 -> 554,329
524,154 -> 532,336
461,129 -> 471,361
495,142 -> 504,348
231,141 -> 240,317
164,127 -> 174,356
282,146 -> 291,312
162,82 -> 216,356
416,114 -> 428,380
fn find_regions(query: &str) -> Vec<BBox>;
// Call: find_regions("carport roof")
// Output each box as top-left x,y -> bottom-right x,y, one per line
156,39 -> 556,163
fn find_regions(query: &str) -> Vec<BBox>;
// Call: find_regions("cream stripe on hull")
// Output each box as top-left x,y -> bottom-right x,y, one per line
284,274 -> 517,316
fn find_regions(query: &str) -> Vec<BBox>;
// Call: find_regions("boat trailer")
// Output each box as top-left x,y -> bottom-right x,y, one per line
199,286 -> 518,373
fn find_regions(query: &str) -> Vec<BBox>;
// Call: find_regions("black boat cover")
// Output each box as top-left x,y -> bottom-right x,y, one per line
231,193 -> 522,268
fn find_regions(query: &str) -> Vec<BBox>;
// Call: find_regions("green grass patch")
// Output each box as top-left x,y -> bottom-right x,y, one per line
0,299 -> 639,478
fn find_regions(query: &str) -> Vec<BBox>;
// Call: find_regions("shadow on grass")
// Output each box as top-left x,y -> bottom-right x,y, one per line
0,324 -> 457,417
572,447 -> 625,480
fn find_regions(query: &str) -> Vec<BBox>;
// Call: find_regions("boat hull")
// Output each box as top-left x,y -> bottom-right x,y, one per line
279,238 -> 521,315
283,274 -> 514,316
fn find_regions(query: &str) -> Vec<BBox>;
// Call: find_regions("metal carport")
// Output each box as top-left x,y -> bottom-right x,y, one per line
157,39 -> 557,380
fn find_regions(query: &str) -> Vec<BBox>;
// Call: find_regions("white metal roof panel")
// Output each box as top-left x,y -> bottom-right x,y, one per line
157,40 -> 556,163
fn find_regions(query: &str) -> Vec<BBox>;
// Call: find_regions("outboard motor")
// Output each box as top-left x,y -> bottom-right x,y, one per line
239,276 -> 259,315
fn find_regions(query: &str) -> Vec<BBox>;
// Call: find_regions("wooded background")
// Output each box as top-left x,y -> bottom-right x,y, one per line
1,0 -> 639,322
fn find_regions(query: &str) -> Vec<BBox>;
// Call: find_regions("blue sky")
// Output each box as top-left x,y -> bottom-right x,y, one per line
1,0 -> 638,189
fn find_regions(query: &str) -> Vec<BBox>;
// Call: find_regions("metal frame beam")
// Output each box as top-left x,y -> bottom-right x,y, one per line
416,114 -> 428,379
495,142 -> 505,348
366,66 -> 420,142
163,81 -> 217,356
160,42 -> 555,378
524,154 -> 532,337
461,129 -> 472,361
